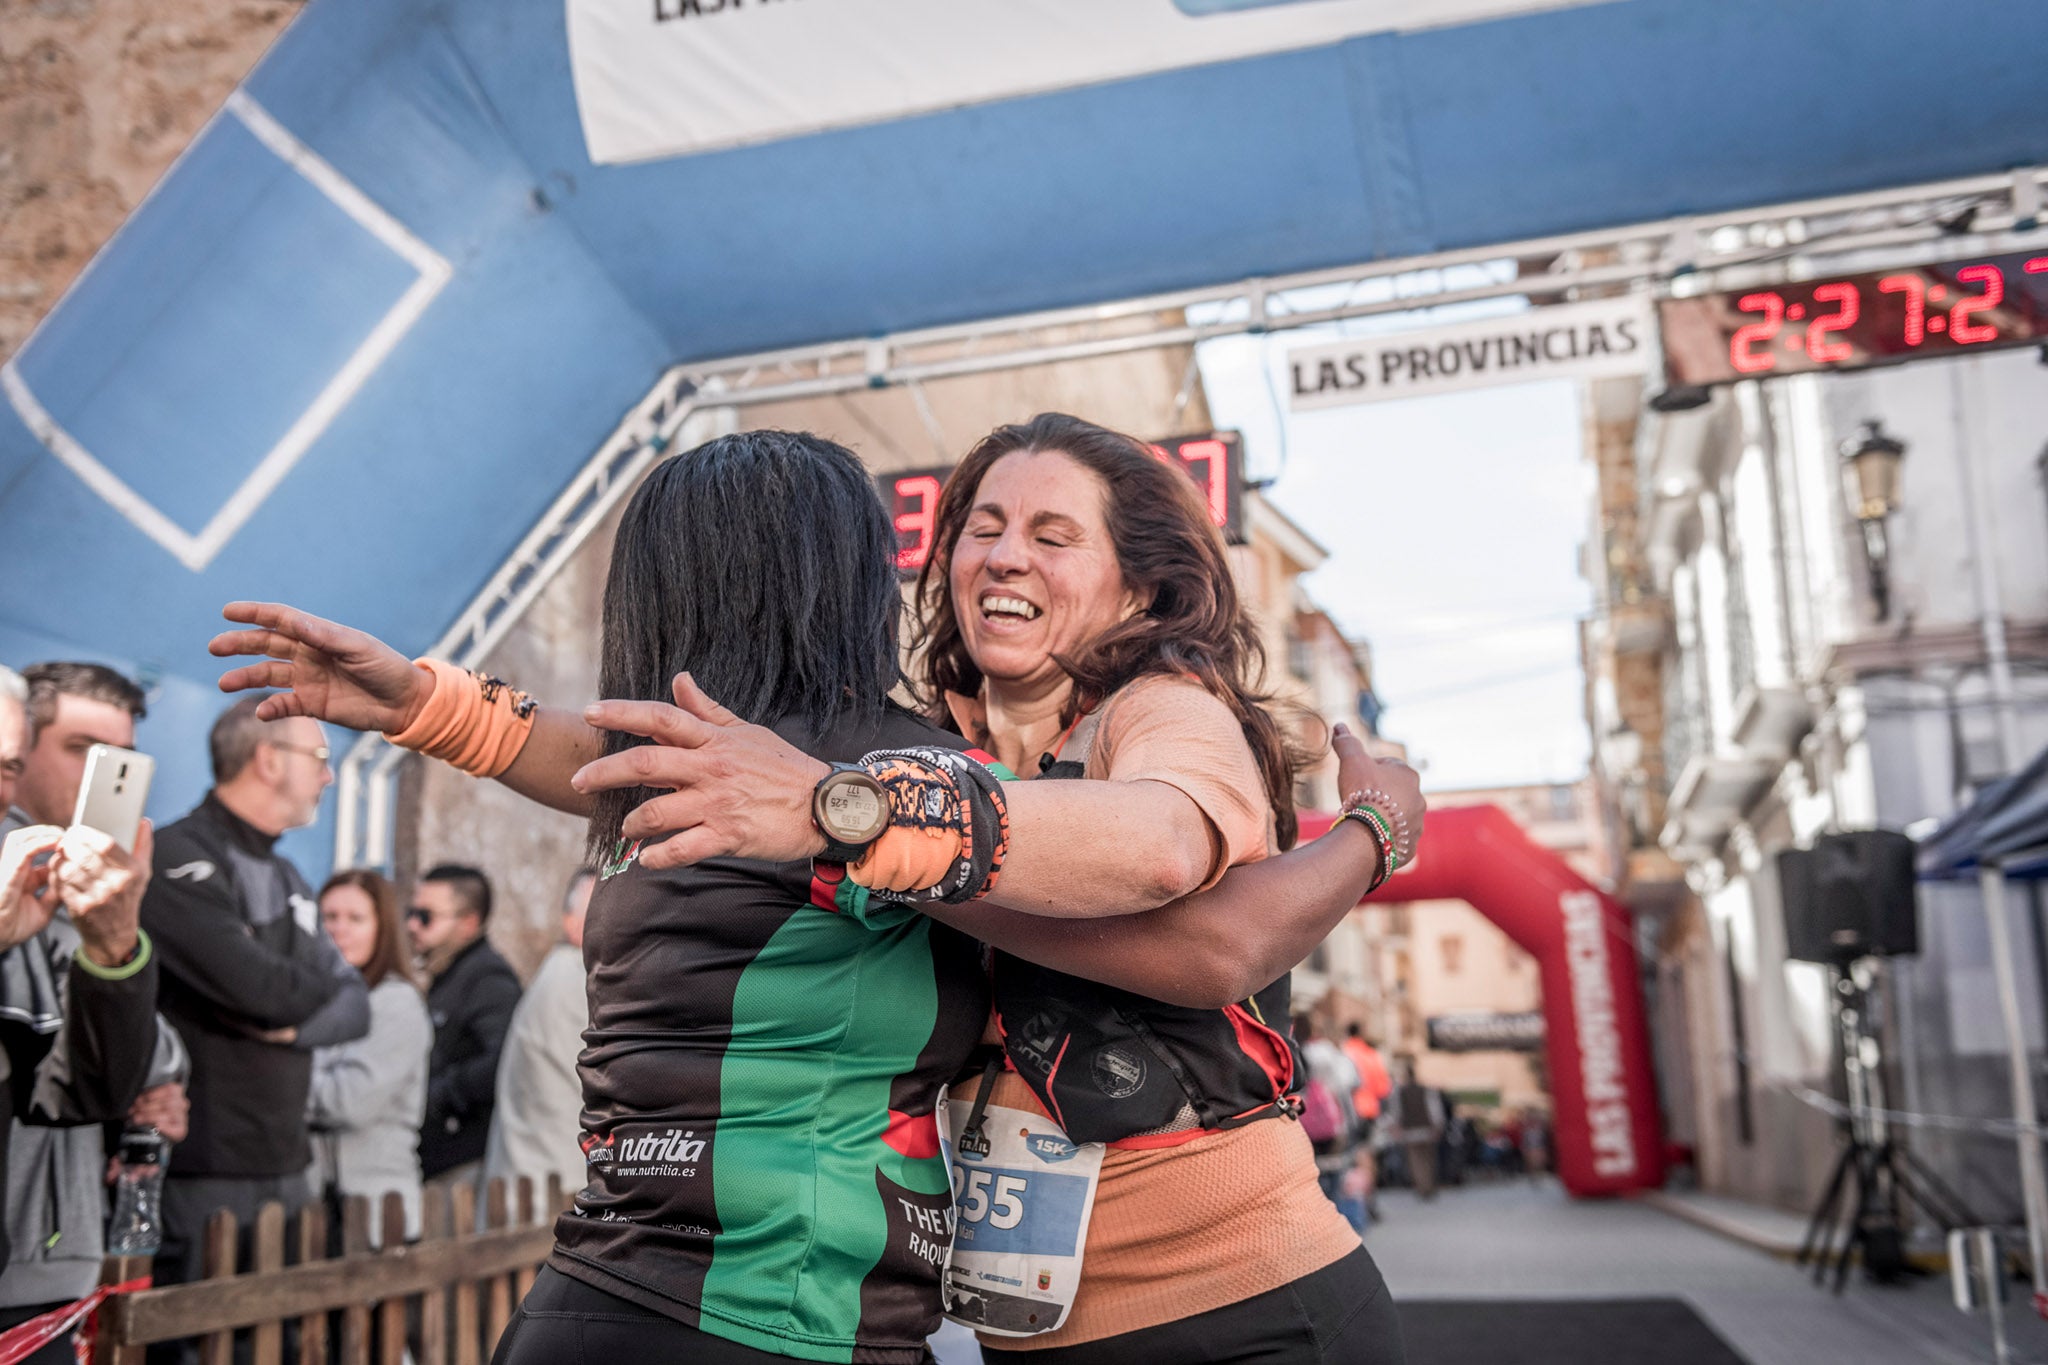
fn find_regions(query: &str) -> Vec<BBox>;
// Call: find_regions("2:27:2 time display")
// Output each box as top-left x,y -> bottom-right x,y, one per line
1657,250 -> 2048,387
1730,265 -> 2022,372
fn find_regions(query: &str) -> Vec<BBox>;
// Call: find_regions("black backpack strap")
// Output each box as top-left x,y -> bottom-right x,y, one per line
955,1052 -> 1006,1152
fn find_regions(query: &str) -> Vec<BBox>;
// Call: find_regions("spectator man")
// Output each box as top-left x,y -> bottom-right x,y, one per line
484,867 -> 595,1201
140,697 -> 369,1308
1342,1023 -> 1393,1216
1391,1057 -> 1446,1201
1,664 -> 186,1364
408,865 -> 518,1186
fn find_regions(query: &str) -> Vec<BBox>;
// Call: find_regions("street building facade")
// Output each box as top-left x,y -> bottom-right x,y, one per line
1584,342 -> 2048,1217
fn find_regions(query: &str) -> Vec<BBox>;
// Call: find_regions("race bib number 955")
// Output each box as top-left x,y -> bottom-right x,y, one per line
938,1100 -> 1104,1336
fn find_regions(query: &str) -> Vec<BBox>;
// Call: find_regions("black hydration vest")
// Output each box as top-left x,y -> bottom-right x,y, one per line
989,710 -> 1303,1147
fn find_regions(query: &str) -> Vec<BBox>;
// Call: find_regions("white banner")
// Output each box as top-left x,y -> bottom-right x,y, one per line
1286,295 -> 1653,410
567,0 -> 1604,165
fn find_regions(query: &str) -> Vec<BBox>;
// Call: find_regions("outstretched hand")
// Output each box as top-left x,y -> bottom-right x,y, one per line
209,601 -> 431,734
574,674 -> 831,870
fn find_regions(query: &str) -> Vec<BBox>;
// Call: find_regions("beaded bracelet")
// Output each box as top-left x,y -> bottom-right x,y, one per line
1338,803 -> 1394,892
1342,785 -> 1416,868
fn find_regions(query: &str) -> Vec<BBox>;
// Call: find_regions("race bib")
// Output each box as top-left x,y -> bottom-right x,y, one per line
938,1094 -> 1103,1337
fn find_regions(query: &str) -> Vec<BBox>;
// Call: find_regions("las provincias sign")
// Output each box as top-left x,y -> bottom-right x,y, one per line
1287,295 -> 1652,411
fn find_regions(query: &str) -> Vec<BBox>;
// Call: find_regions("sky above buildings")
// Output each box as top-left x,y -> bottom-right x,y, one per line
1197,286 -> 1595,792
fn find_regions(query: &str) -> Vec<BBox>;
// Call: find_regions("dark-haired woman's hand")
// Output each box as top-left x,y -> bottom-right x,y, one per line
210,601 -> 431,733
1334,723 -> 1425,864
575,674 -> 832,870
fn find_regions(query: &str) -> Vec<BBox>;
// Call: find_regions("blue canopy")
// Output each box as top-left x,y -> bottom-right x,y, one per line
1920,745 -> 2048,882
5,0 -> 2048,863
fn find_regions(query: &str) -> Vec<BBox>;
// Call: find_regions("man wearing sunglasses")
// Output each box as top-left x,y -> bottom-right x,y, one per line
406,864 -> 518,1189
139,696 -> 369,1343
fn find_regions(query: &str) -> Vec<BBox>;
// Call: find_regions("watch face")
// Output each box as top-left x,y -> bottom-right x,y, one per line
819,776 -> 888,843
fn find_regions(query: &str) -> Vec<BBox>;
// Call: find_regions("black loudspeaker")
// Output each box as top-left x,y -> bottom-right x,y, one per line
1778,830 -> 1920,965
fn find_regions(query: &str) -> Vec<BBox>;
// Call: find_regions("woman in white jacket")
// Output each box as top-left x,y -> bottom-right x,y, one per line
308,869 -> 430,1247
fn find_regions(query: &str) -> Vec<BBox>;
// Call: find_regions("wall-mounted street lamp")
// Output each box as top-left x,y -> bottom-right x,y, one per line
1840,420 -> 1907,621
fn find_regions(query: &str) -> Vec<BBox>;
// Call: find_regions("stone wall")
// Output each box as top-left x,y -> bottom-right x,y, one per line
0,0 -> 295,359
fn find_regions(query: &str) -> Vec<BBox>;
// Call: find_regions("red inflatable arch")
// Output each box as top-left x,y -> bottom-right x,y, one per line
1300,804 -> 1665,1197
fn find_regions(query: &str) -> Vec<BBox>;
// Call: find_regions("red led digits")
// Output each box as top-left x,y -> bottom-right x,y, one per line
1950,264 -> 2004,344
1664,250 -> 2048,387
891,474 -> 942,572
1877,275 -> 1925,345
1805,283 -> 1859,363
1147,438 -> 1239,537
1173,439 -> 1230,527
1729,292 -> 1785,374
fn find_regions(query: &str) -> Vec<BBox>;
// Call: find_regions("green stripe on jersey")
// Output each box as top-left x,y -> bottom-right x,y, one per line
699,908 -> 950,1360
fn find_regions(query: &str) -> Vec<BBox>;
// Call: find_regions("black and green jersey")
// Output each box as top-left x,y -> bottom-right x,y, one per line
548,705 -> 986,1364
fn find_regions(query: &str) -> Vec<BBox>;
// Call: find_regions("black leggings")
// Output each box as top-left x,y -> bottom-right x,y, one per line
980,1247 -> 1404,1365
493,1266 -> 938,1365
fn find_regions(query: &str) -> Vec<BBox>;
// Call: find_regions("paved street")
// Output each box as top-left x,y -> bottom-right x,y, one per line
935,1180 -> 2048,1364
1368,1181 -> 2048,1365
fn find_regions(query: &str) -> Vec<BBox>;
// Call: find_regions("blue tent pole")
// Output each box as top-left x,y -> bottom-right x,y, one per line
1980,861 -> 2048,1301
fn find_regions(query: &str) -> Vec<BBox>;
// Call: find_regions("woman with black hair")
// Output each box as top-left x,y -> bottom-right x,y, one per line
212,428 -> 1413,1364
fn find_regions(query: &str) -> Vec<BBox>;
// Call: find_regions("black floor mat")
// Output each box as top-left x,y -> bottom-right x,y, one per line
1396,1299 -> 1750,1365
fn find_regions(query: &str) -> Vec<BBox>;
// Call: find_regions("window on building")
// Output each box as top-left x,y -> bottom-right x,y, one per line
1285,628 -> 1313,683
1548,784 -> 1577,822
1439,934 -> 1463,975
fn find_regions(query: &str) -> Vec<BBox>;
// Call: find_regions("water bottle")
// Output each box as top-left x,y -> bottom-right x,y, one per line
107,1127 -> 165,1256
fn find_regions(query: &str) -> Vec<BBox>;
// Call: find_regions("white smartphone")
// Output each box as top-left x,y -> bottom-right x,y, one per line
72,744 -> 155,854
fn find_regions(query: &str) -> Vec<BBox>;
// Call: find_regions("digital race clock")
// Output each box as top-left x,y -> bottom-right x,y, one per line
1657,249 -> 2048,388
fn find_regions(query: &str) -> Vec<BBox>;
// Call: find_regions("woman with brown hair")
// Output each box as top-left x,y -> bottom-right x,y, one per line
308,869 -> 429,1247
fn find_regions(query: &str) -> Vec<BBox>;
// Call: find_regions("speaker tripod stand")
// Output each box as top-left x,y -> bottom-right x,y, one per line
1797,1124 -> 1979,1291
1796,962 -> 1981,1292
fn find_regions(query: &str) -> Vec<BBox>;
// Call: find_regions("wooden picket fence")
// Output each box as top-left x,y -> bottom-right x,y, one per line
92,1176 -> 567,1365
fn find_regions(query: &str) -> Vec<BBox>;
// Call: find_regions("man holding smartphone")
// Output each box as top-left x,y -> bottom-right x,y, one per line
0,663 -> 180,1364
139,695 -> 369,1342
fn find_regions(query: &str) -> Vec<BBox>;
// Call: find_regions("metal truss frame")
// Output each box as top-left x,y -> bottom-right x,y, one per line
334,164 -> 2047,868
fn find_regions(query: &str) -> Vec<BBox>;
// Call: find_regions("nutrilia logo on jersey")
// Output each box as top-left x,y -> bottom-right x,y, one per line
583,1127 -> 707,1179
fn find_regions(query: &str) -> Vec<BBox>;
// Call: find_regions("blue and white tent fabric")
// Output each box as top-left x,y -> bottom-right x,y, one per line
4,0 -> 2047,870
